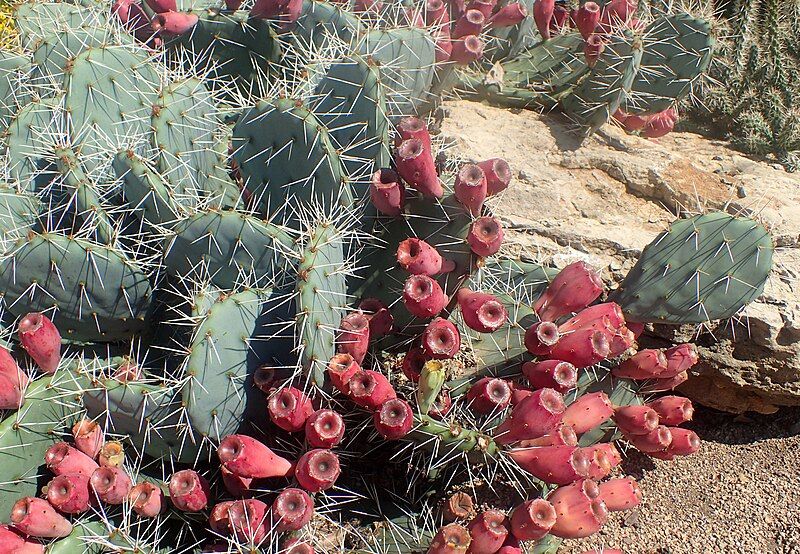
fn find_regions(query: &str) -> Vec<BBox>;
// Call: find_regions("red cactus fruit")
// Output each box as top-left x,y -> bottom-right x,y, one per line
510,498 -> 557,541
45,442 -> 99,477
533,0 -> 555,39
548,329 -> 610,368
585,442 -> 622,477
642,108 -> 677,139
370,168 -> 406,217
518,423 -> 578,448
295,449 -> 341,492
425,0 -> 448,24
429,389 -> 453,419
627,425 -> 673,453
227,499 -> 268,543
599,0 -> 636,28
662,343 -> 699,378
434,27 -> 453,62
442,491 -> 476,522
559,302 -> 625,334
563,392 -> 614,435
640,370 -> 689,393
647,395 -> 693,426
283,538 -> 315,553
453,9 -> 484,37
534,262 -> 603,322
583,444 -> 615,481
468,510 -> 509,553
144,0 -> 175,11
451,34 -> 485,64
0,372 -> 24,409
613,349 -> 668,380
467,0 -> 495,17
396,116 -> 432,148
404,275 -> 448,319
327,354 -> 360,393
422,318 -> 461,359
467,216 -> 503,257
454,164 -> 487,215
510,384 -> 534,405
72,419 -> 103,459
253,365 -> 283,394
0,346 -> 28,387
584,33 -> 605,66
251,0 -> 302,23
494,388 -> 565,444
168,470 -> 211,512
151,11 -> 200,35
18,312 -> 61,374
456,289 -> 508,333
129,482 -> 166,517
488,2 -> 527,28
268,387 -> 314,433
498,539 -> 523,554
337,312 -> 371,364
347,370 -> 397,411
609,326 -> 636,357
509,445 -> 592,484
575,1 -> 600,38
374,398 -> 414,439
359,298 -> 394,337
10,497 -> 72,538
209,501 -> 234,534
305,409 -> 345,449
614,405 -> 660,435
524,321 -> 560,355
90,466 -> 131,504
45,473 -> 93,514
598,477 -> 642,511
221,466 -> 252,497
395,138 -> 443,198
0,524 -> 44,553
402,347 -> 426,381
476,158 -> 512,196
523,360 -> 577,393
397,238 -> 444,276
98,441 -> 124,468
466,377 -> 512,414
273,488 -> 314,532
551,3 -> 568,31
667,428 -> 701,456
218,434 -> 293,479
548,479 -> 608,538
428,523 -> 472,553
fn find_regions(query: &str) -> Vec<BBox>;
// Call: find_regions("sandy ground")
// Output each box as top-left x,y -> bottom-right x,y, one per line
559,407 -> 800,554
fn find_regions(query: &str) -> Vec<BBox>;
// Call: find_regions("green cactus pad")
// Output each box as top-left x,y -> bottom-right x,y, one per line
0,186 -> 42,253
293,0 -> 363,52
0,233 -> 153,341
47,519 -> 114,554
622,14 -> 715,115
14,2 -> 102,50
4,96 -> 60,192
0,52 -> 31,129
113,150 -> 184,226
610,212 -> 774,324
32,28 -> 132,84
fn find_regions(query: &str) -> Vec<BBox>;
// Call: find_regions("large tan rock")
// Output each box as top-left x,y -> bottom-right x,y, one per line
440,100 -> 800,413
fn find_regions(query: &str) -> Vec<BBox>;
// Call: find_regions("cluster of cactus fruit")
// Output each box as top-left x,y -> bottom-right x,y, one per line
0,0 -> 776,552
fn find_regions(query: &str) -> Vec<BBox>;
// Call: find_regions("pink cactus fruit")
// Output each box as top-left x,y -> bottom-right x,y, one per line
295,449 -> 341,492
10,497 -> 72,538
467,0 -> 495,17
612,348 -> 668,380
453,9 -> 485,37
467,216 -> 503,257
217,434 -> 293,479
273,488 -> 314,532
395,138 -> 443,198
354,0 -> 381,13
584,33 -> 605,65
227,499 -> 269,543
370,168 -> 406,217
598,477 -> 642,511
18,312 -> 61,374
510,498 -> 557,541
583,443 -> 617,480
434,26 -> 454,62
599,0 -> 636,29
451,35 -> 485,65
613,404 -> 660,435
488,2 -> 527,28
209,501 -> 234,534
421,318 -> 461,359
575,1 -> 600,38
220,465 -> 252,497
0,370 -> 24,409
151,11 -> 200,35
129,482 -> 166,517
613,109 -> 649,132
662,343 -> 698,378
112,0 -> 152,42
477,158 -> 512,195
495,388 -> 565,444
327,353 -> 360,393
45,442 -> 99,477
72,419 -> 103,459
510,384 -> 534,405
466,377 -> 512,414
517,423 -> 578,448
642,108 -> 678,139
305,409 -> 345,449
0,345 -> 28,388
401,347 -> 426,381
251,0 -> 302,24
144,0 -> 176,12
533,0 -> 555,39
534,262 -> 603,322
562,392 -> 614,435
547,328 -> 610,368
359,298 -> 394,337
268,387 -> 314,433
456,288 -> 508,333
428,523 -> 472,554
647,395 -> 694,426
347,370 -> 397,411
522,360 -> 577,393
640,370 -> 689,393
666,428 -> 701,456
468,510 -> 509,553
45,473 -> 93,514
397,238 -> 445,276
337,312 -> 371,365
425,0 -> 449,24
548,479 -> 608,538
508,445 -> 592,484
524,321 -> 560,356
373,398 -> 414,439
395,116 -> 432,149
558,302 -> 625,334
0,524 -> 44,553
90,466 -> 132,504
168,470 -> 211,512
454,163 -> 487,215
403,275 -> 448,319
626,425 -> 673,453
498,536 -> 523,554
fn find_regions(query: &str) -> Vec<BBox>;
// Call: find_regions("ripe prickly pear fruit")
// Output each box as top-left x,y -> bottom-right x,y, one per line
18,313 -> 61,374
348,370 -> 396,411
563,392 -> 614,435
10,497 -> 72,538
453,9 -> 485,38
451,35 -> 485,65
585,443 -> 622,477
268,387 -> 314,433
72,419 -> 103,459
627,425 -> 672,453
600,0 -> 636,28
466,377 -> 512,414
337,312 -> 371,365
98,441 -> 124,468
647,396 -> 693,426
396,116 -> 432,149
609,326 -> 636,356
0,346 -> 27,388
169,470 -> 211,512
227,499 -> 268,543
477,158 -> 512,196
524,321 -> 560,355
510,498 -> 556,541
498,539 -> 523,554
583,444 -> 616,480
45,473 -> 93,514
508,445 -> 591,484
598,477 -> 642,511
666,428 -> 701,456
614,405 -> 660,435
144,0 -> 175,12
495,388 -> 565,444
90,466 -> 131,505
404,275 -> 448,319
467,0 -> 495,17
327,354 -> 360,393
221,466 -> 252,497
402,347 -> 426,381
549,329 -> 610,368
359,298 -> 394,337
642,108 -> 677,139
0,524 -> 44,553
456,289 -> 508,333
467,216 -> 503,257
425,0 -> 448,23
374,398 -> 414,439
151,11 -> 199,36
533,0 -> 555,39
428,523 -> 472,553
397,238 -> 445,276
0,372 -> 24,409
434,27 -> 454,62
575,1 -> 600,38
370,169 -> 406,217
251,0 -> 302,23
613,349 -> 668,380
584,34 -> 605,66
273,488 -> 314,532
467,510 -> 509,553
45,442 -> 99,477
548,479 -> 608,538
129,482 -> 166,517
640,371 -> 689,393
551,3 -> 568,31
218,434 -> 293,479
518,423 -> 577,448
454,164 -> 487,215
559,302 -> 625,333
488,2 -> 527,28
306,409 -> 345,449
395,138 -> 443,198
422,318 -> 461,359
442,491 -> 475,522
534,262 -> 603,322
662,343 -> 698,378
209,501 -> 234,534
296,449 -> 341,492
522,360 -> 577,393
510,384 -> 534,405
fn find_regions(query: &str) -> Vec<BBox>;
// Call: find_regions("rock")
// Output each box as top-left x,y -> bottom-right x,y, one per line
440,100 -> 800,414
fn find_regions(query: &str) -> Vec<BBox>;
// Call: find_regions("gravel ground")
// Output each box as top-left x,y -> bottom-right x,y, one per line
559,407 -> 800,554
